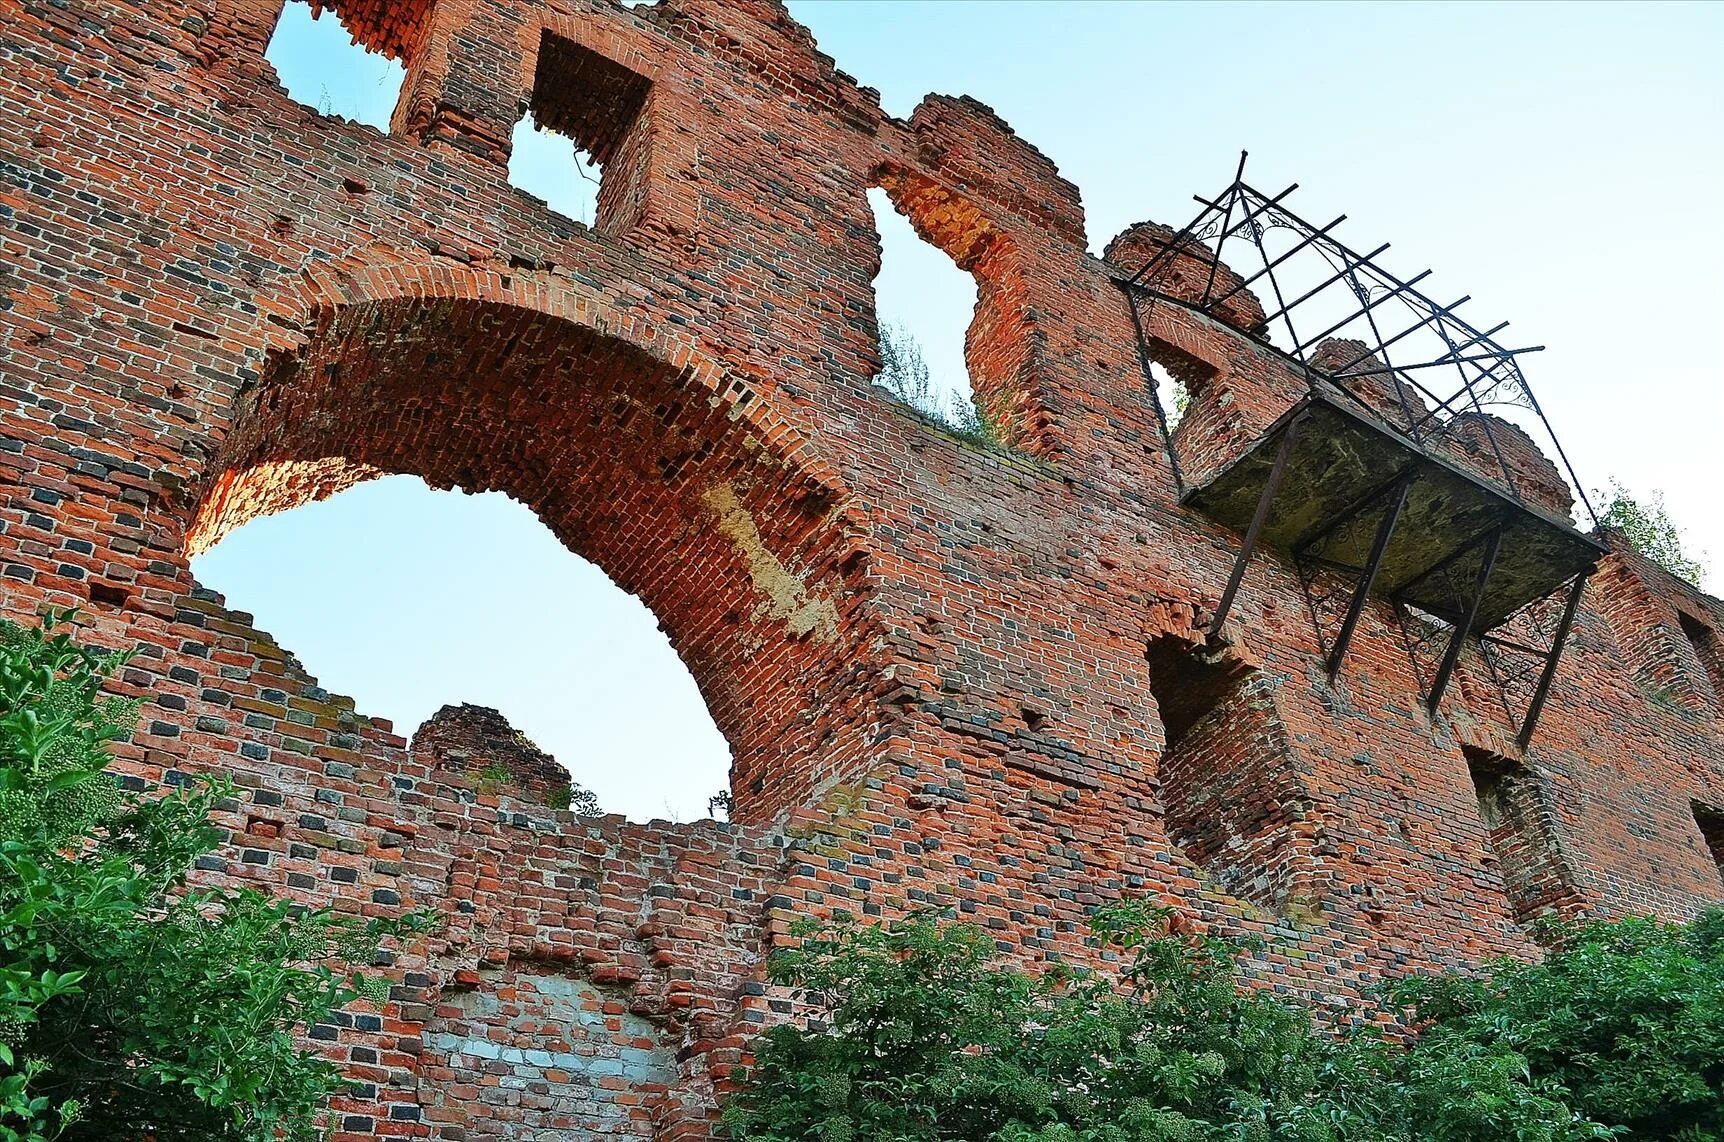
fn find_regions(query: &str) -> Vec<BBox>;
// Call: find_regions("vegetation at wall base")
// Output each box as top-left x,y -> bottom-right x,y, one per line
721,903 -> 1724,1141
0,611 -> 432,1141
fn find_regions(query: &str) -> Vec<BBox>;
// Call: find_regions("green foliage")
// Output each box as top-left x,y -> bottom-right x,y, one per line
722,901 -> 1384,1141
724,902 -> 1724,1141
0,611 -> 432,1141
1597,480 -> 1707,585
1386,911 -> 1724,1140
876,322 -> 1002,447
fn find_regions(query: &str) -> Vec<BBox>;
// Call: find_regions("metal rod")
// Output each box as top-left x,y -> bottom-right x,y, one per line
1329,313 -> 1506,381
1206,215 -> 1350,311
1426,528 -> 1503,713
1335,347 -> 1543,380
1253,240 -> 1392,332
1294,466 -> 1417,556
1291,270 -> 1435,355
1391,522 -> 1508,599
1125,286 -> 1185,494
1327,475 -> 1412,679
1435,324 -> 1521,499
1518,569 -> 1591,747
1409,355 -> 1518,433
1128,181 -> 1295,287
1211,410 -> 1308,636
1351,267 -> 1422,440
1521,384 -> 1601,529
1199,153 -> 1250,304
1248,216 -> 1304,356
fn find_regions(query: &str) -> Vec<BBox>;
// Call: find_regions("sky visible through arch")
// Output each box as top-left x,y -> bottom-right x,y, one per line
205,1 -> 1722,822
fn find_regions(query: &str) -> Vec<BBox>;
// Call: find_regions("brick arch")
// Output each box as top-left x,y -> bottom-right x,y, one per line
187,260 -> 876,823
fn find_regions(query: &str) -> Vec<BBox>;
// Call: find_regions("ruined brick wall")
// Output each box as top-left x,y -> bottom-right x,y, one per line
1,0 -> 1721,1136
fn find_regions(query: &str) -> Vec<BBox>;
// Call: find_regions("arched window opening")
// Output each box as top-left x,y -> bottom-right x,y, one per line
1144,637 -> 1309,912
191,476 -> 731,822
189,292 -> 864,827
509,32 -> 653,234
265,1 -> 407,130
866,187 -> 994,443
1462,747 -> 1572,932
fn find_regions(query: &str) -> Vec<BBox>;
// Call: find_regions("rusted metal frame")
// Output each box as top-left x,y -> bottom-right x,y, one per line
1328,312 -> 1507,384
1407,355 -> 1519,433
1341,264 -> 1424,441
1341,347 -> 1544,381
1425,528 -> 1504,713
1247,217 -> 1307,360
1251,240 -> 1393,342
1128,181 -> 1296,288
1206,214 -> 1353,313
1516,569 -> 1592,747
1210,409 -> 1310,637
1324,472 -> 1414,680
1199,152 -> 1251,305
1290,270 -> 1436,357
1124,285 -> 1186,495
1433,322 -> 1521,499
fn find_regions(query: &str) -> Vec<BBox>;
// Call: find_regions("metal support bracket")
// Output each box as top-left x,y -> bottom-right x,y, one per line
1322,473 -> 1413,679
1424,527 -> 1503,713
1209,409 -> 1309,637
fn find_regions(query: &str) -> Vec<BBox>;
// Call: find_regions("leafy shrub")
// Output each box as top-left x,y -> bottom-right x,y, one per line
723,902 -> 1724,1140
0,611 -> 431,1141
1388,911 -> 1724,1140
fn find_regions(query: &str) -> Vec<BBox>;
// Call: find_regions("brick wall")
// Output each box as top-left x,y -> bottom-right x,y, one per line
1,0 -> 1720,1135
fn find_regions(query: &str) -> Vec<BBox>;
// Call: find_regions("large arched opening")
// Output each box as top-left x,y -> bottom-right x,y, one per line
186,273 -> 872,825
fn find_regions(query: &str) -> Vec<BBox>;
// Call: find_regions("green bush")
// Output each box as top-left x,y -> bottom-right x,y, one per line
0,611 -> 431,1141
723,902 -> 1724,1141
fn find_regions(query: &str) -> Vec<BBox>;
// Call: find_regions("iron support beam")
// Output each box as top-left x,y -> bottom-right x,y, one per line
1205,215 -> 1351,312
1127,181 -> 1297,286
1199,151 -> 1251,304
1517,569 -> 1591,747
1290,270 -> 1435,356
1425,528 -> 1503,713
1210,410 -> 1308,637
1293,466 -> 1417,557
1125,286 -> 1185,493
1326,474 -> 1412,680
1252,241 -> 1392,333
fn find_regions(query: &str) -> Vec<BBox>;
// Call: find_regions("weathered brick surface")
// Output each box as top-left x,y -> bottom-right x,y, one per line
0,1 -> 1720,1135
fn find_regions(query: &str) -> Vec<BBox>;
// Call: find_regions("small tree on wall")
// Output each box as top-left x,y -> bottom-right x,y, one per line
876,323 -> 1001,447
0,612 -> 431,1141
1597,479 -> 1708,585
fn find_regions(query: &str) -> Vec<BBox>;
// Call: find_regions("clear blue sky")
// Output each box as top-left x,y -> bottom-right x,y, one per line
208,1 -> 1721,821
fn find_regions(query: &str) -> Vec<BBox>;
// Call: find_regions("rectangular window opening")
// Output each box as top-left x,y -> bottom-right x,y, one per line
511,33 -> 653,234
1678,611 -> 1724,704
265,1 -> 413,130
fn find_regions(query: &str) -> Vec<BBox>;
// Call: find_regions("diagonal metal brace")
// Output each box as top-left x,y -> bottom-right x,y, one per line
1517,569 -> 1592,747
1425,527 -> 1503,713
1325,472 -> 1413,680
1209,410 -> 1309,637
